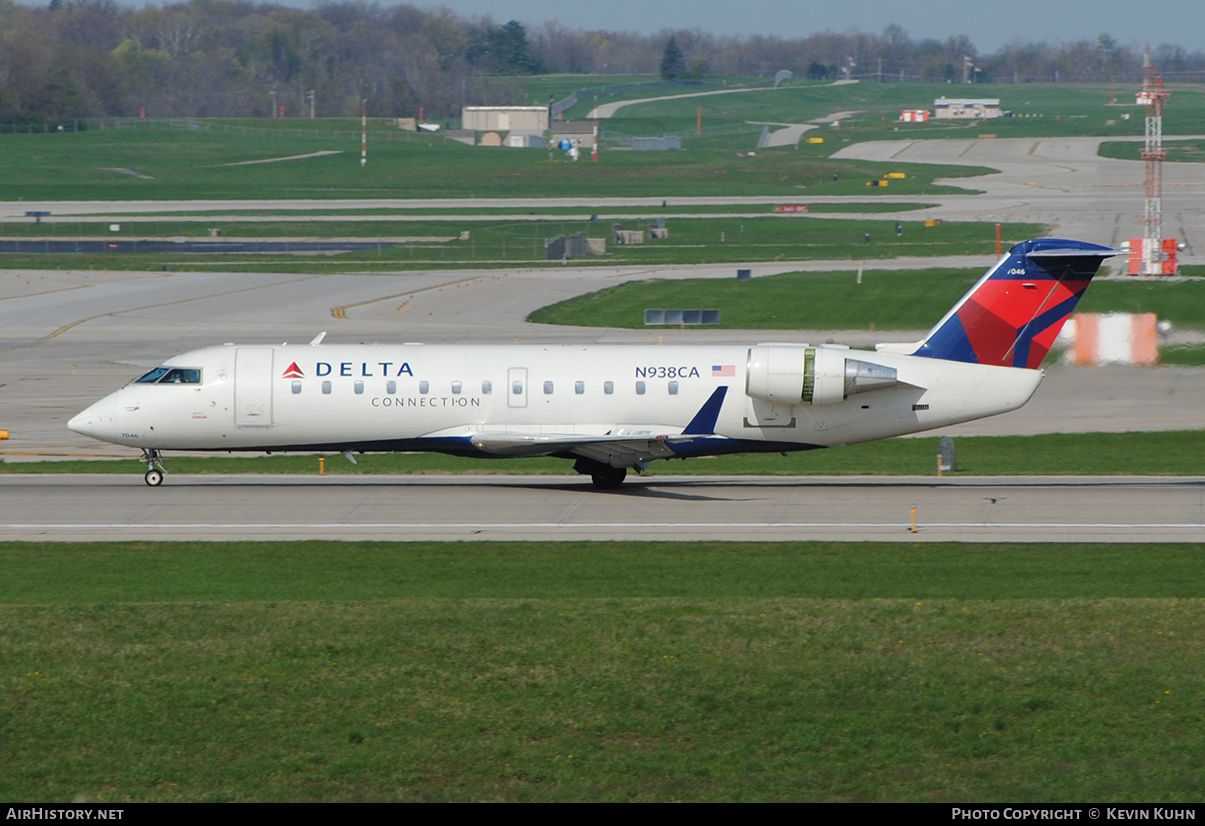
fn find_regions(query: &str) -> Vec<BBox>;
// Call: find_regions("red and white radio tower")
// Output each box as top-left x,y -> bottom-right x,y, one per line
1131,47 -> 1177,276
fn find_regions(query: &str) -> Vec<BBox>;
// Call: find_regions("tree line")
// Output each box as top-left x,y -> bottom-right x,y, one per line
3,0 -> 1204,124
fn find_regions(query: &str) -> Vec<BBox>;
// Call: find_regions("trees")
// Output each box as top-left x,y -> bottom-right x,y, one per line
2,2 -> 1205,124
468,20 -> 545,75
659,35 -> 685,80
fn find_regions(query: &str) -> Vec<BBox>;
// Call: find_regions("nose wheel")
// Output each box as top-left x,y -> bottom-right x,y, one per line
141,449 -> 167,487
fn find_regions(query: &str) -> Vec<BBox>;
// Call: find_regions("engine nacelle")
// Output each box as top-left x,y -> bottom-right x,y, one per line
746,345 -> 898,406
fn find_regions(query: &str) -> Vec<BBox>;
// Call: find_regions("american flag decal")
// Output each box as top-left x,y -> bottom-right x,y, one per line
712,364 -> 735,377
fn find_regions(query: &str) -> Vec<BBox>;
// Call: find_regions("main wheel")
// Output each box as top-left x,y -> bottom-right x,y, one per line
144,469 -> 164,487
590,466 -> 627,490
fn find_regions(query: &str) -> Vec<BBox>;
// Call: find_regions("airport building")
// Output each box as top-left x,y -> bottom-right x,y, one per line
933,97 -> 1000,119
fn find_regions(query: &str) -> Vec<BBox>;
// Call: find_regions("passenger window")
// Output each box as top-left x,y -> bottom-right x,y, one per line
604,381 -> 614,395
543,380 -> 554,395
482,380 -> 493,394
322,381 -> 332,395
668,381 -> 679,395
419,381 -> 430,394
575,381 -> 585,395
354,381 -> 364,395
512,381 -> 523,395
452,381 -> 462,394
635,381 -> 646,395
292,381 -> 302,395
386,380 -> 396,394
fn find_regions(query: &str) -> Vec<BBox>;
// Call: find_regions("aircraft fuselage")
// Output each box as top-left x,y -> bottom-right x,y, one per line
69,341 -> 1041,457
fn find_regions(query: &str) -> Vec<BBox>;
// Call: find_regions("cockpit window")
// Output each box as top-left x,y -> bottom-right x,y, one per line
135,367 -> 201,384
135,367 -> 171,383
160,368 -> 201,384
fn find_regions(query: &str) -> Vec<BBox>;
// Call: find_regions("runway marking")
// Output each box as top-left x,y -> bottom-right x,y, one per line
220,151 -> 343,166
25,273 -> 327,345
330,274 -> 488,320
0,283 -> 91,303
5,522 -> 1205,531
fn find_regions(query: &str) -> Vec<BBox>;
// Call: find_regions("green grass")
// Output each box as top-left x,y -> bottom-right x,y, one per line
5,541 -> 1205,603
530,268 -> 1205,331
530,266 -> 977,329
0,122 -> 987,202
1160,344 -> 1205,366
604,81 -> 1205,143
1099,138 -> 1205,162
9,430 -> 1205,476
4,540 -> 1205,801
7,83 -> 1205,204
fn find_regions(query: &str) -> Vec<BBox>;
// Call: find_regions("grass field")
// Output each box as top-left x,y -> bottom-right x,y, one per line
0,121 -> 989,203
3,82 -> 1200,206
597,80 -> 1205,143
3,540 -> 1205,802
7,430 -> 1205,477
1100,139 -> 1205,163
529,267 -> 1205,332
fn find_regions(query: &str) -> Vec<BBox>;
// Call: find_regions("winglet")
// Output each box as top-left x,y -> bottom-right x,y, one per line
908,239 -> 1117,369
683,386 -> 728,435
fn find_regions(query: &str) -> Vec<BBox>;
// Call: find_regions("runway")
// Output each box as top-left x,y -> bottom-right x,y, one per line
2,134 -> 1204,547
5,474 -> 1204,543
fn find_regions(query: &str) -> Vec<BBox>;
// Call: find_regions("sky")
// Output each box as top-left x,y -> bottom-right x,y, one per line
350,0 -> 1205,54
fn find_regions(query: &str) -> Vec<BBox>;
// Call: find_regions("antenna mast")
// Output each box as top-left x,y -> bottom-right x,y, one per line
1134,46 -> 1175,276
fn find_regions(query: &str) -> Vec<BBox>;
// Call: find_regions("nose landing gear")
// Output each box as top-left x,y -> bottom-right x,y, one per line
141,449 -> 166,486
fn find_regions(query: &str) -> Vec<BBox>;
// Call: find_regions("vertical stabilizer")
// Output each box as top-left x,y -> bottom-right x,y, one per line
908,239 -> 1116,368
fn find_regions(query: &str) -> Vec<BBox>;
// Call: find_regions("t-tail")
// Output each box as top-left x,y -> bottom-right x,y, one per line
898,239 -> 1116,368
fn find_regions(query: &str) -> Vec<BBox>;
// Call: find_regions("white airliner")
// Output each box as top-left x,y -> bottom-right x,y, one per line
70,239 -> 1115,489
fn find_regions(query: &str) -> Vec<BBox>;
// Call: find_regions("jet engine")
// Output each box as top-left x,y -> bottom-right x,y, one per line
746,345 -> 898,405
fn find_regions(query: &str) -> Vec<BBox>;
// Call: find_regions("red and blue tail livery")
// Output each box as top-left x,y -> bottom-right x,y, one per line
911,239 -> 1116,369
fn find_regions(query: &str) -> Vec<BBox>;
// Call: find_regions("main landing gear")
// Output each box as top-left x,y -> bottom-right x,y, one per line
141,449 -> 166,487
590,465 -> 627,490
573,458 -> 628,490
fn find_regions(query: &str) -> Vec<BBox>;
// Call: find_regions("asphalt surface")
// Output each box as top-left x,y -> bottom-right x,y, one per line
5,474 -> 1203,543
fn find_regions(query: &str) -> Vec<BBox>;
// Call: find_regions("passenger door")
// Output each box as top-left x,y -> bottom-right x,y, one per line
234,348 -> 274,427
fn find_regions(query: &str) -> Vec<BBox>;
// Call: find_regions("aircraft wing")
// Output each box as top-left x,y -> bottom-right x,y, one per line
467,430 -> 725,465
444,386 -> 732,467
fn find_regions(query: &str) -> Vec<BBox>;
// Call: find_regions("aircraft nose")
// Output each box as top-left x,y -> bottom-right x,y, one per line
67,407 -> 94,436
69,393 -> 118,440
